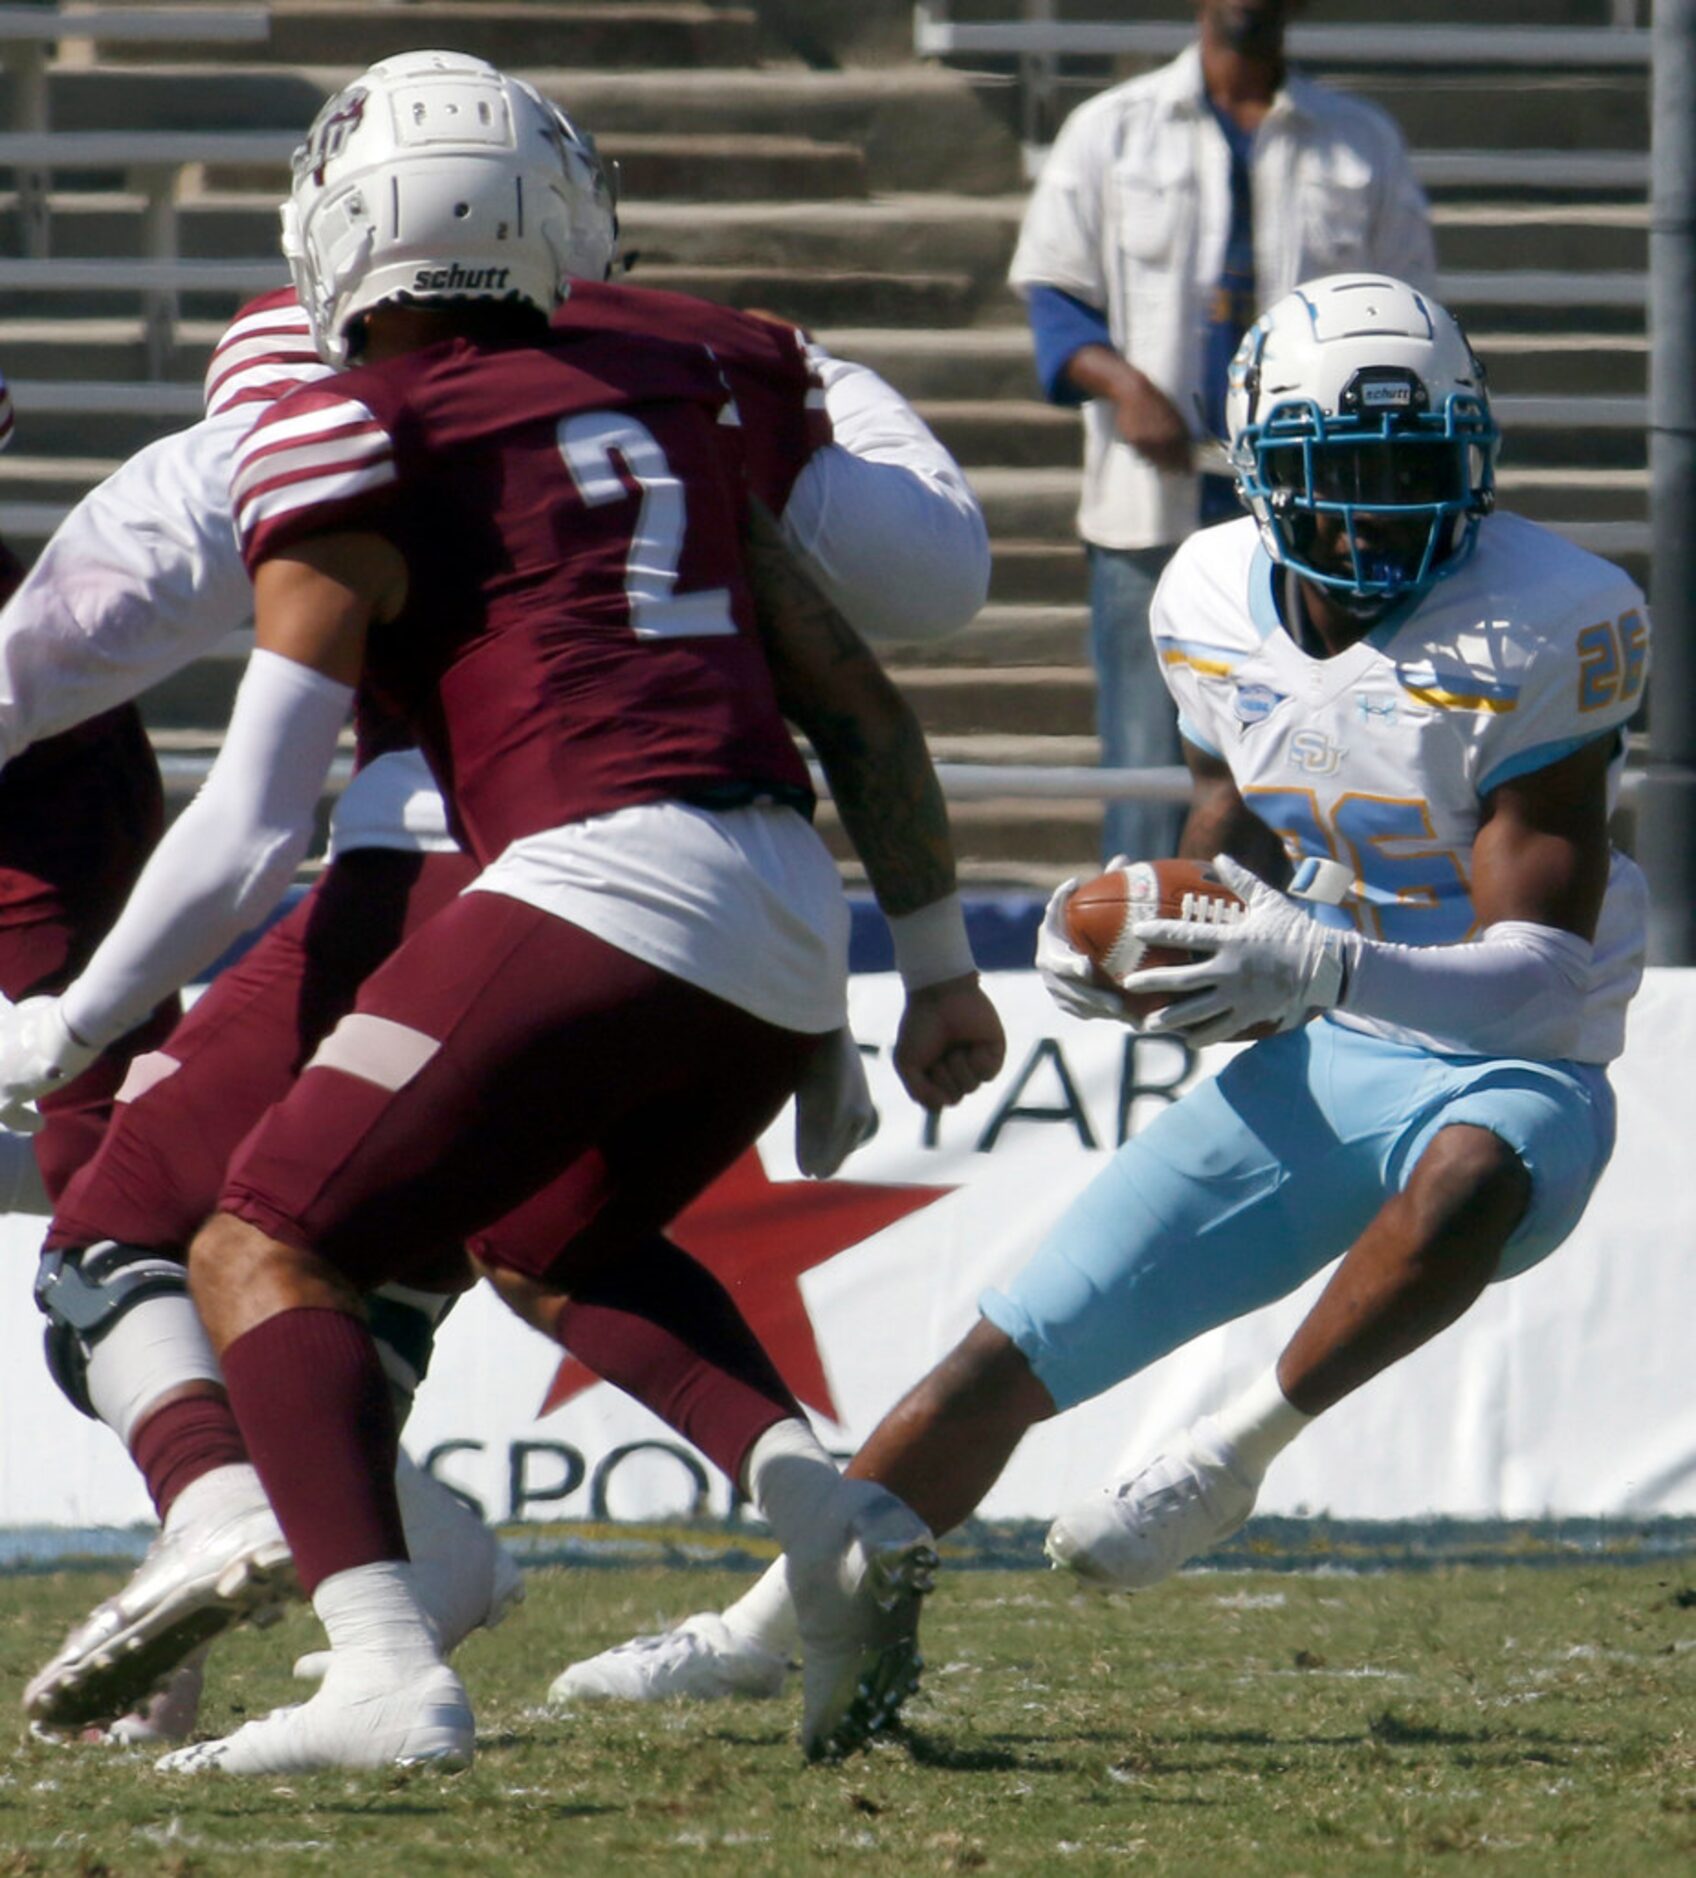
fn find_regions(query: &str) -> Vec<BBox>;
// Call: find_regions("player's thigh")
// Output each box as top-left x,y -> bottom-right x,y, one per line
472,1023 -> 822,1287
981,1024 -> 1398,1410
221,889 -> 817,1288
1392,1057 -> 1616,1281
50,849 -> 475,1251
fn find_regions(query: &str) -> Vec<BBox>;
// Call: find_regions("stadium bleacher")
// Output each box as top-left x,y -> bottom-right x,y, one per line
0,0 -> 1654,885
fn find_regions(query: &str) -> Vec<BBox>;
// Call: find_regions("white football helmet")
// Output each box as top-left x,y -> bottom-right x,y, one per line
281,49 -> 619,366
1226,273 -> 1499,610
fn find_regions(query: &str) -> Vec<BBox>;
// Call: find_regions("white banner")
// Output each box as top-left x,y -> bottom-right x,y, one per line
3,970 -> 1694,1533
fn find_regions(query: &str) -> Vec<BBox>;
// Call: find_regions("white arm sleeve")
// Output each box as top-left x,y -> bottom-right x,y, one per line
0,406 -> 257,763
1340,921 -> 1593,1061
780,352 -> 989,643
60,649 -> 350,1048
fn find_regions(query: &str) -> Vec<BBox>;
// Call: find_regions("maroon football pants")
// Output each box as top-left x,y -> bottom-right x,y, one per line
219,885 -> 822,1291
0,705 -> 177,1201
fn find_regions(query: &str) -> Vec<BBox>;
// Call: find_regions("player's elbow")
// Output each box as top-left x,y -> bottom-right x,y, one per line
232,819 -> 314,926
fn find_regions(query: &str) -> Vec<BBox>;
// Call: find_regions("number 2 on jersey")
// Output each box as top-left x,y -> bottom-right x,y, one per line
558,411 -> 736,640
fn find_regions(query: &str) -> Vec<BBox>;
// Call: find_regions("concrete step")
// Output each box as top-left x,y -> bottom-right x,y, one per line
0,319 -> 215,385
889,665 -> 1096,739
1328,73 -> 1646,155
1466,332 -> 1647,399
818,324 -> 1652,405
818,325 -> 1037,402
1433,203 -> 1646,276
626,264 -> 980,328
8,401 -> 192,461
989,541 -> 1087,605
949,0 -> 1623,26
36,66 -> 328,134
0,455 -> 119,508
599,133 -> 870,203
36,61 -> 1024,196
885,603 -> 1089,669
966,465 -> 1648,540
95,4 -> 762,73
921,397 -> 1648,474
200,132 -> 871,205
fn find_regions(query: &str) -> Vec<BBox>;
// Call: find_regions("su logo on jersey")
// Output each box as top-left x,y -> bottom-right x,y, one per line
1289,729 -> 1344,775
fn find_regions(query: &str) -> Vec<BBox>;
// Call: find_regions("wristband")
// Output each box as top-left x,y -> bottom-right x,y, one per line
887,893 -> 976,991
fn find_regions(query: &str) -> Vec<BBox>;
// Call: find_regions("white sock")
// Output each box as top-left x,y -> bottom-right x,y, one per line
1212,1367 -> 1313,1482
312,1561 -> 442,1672
162,1462 -> 269,1536
721,1557 -> 799,1657
741,1418 -> 843,1565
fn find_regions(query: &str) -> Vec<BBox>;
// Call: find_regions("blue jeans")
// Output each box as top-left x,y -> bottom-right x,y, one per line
1087,541 -> 1185,863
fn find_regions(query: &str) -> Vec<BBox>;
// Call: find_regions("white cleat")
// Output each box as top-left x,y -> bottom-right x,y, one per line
25,1498 -> 294,1731
547,1612 -> 791,1707
156,1659 -> 473,1776
102,1647 -> 211,1746
1044,1417 -> 1258,1590
294,1467 -> 526,1686
791,1481 -> 937,1762
394,1451 -> 526,1652
29,1644 -> 211,1750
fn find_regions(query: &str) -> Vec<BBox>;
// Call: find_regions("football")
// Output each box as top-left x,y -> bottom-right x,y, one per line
1063,858 -> 1245,1021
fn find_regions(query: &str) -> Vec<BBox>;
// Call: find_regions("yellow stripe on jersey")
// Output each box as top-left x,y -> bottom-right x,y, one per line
1398,681 -> 1519,714
1161,646 -> 1238,680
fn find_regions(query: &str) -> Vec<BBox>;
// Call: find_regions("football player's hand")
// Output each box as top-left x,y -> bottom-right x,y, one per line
1035,875 -> 1132,1023
794,1025 -> 879,1178
0,995 -> 98,1133
1111,373 -> 1192,475
1124,854 -> 1353,1048
894,974 -> 1005,1111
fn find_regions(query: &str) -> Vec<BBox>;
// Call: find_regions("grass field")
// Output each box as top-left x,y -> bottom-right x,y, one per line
0,1533 -> 1692,1876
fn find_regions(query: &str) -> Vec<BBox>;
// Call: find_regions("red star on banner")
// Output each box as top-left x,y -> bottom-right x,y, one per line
538,1147 -> 953,1426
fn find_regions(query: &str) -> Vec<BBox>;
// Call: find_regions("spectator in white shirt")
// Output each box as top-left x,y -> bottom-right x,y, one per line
1009,0 -> 1435,860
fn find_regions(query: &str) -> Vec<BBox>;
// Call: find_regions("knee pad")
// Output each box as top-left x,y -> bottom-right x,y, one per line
34,1240 -> 197,1422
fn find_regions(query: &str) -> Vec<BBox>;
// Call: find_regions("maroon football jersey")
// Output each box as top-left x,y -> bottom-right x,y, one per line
557,281 -> 828,520
234,323 -> 819,864
203,287 -> 326,419
210,280 -> 828,505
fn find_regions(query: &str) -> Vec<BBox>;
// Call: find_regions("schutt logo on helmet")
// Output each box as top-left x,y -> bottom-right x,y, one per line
410,264 -> 515,293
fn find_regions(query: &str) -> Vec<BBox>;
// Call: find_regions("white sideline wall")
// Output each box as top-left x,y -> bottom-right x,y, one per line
1,970 -> 1691,1532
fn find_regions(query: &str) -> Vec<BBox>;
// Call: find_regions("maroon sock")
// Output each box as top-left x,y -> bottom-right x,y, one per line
219,1307 -> 406,1596
129,1395 -> 249,1522
554,1234 -> 803,1486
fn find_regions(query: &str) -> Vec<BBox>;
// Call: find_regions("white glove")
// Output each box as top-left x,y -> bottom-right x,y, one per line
794,1025 -> 879,1178
1035,875 -> 1132,1023
1124,854 -> 1355,1048
0,996 -> 99,1134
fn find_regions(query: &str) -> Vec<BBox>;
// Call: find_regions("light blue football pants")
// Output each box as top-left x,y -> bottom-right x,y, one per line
981,1018 -> 1616,1412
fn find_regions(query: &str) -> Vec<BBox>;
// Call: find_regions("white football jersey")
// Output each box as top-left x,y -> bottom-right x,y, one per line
1152,512 -> 1649,1063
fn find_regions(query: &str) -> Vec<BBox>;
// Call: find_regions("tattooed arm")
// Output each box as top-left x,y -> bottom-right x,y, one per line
746,498 -> 954,916
746,499 -> 1004,1108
